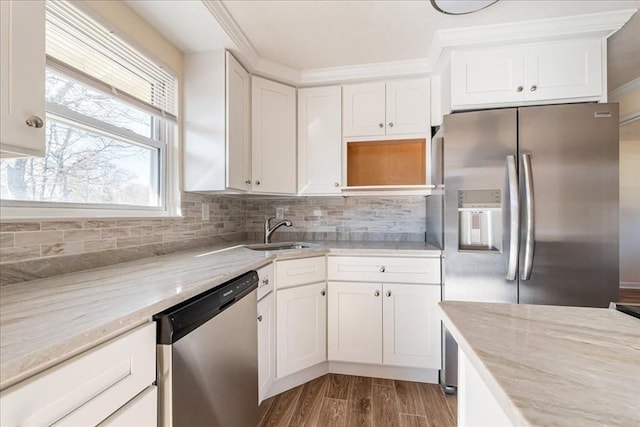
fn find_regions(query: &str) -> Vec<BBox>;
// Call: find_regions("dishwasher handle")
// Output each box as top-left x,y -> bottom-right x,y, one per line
154,270 -> 258,345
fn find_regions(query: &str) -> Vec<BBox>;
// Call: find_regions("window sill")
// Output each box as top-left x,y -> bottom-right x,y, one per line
0,205 -> 181,221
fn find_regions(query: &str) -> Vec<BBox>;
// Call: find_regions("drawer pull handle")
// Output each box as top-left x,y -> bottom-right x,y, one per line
516,86 -> 523,92
386,291 -> 392,297
374,290 -> 380,297
321,289 -> 326,296
262,278 -> 269,285
379,266 -> 386,273
257,315 -> 263,322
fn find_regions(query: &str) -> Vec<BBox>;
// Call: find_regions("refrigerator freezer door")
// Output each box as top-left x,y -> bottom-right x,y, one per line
518,103 -> 619,307
443,108 -> 519,304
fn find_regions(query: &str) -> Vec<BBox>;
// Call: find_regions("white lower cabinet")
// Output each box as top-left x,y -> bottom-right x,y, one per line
328,281 -> 441,369
0,323 -> 156,426
327,255 -> 442,369
276,281 -> 327,378
257,291 -> 275,403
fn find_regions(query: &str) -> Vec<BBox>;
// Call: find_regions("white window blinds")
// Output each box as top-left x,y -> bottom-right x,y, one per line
45,0 -> 177,122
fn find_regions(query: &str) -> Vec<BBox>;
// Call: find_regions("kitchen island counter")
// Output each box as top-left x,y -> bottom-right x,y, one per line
438,301 -> 640,426
0,240 -> 439,390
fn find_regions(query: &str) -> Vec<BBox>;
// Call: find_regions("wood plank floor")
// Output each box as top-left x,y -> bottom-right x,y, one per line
619,288 -> 640,304
259,374 -> 456,427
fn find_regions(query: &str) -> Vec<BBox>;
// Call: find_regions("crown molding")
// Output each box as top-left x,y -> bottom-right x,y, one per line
201,0 -> 259,67
609,77 -> 640,101
203,2 -> 636,86
297,58 -> 432,86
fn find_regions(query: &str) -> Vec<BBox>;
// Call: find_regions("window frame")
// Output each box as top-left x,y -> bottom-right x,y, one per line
0,2 -> 181,220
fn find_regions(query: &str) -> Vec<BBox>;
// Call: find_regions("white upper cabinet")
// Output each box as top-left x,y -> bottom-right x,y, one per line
0,0 -> 46,158
297,86 -> 342,195
251,76 -> 297,194
343,78 -> 430,138
226,52 -> 252,191
451,38 -> 603,110
183,50 -> 251,192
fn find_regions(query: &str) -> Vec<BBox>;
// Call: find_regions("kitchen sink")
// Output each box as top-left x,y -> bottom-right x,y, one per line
244,242 -> 319,251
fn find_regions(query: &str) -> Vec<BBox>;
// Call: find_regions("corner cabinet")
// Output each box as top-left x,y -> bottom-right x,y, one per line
343,78 -> 430,137
297,86 -> 342,195
451,38 -> 604,110
0,0 -> 46,157
252,76 -> 297,194
183,50 -> 251,192
327,255 -> 441,369
275,257 -> 327,379
0,323 -> 156,426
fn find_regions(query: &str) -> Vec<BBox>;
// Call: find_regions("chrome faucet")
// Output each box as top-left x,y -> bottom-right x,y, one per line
264,217 -> 292,243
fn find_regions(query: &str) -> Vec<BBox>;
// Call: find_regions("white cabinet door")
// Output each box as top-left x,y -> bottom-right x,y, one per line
258,292 -> 275,403
386,79 -> 431,135
276,282 -> 327,378
524,38 -> 602,101
226,51 -> 251,191
0,0 -> 46,157
184,50 -> 250,192
327,281 -> 382,364
298,86 -> 342,194
343,82 -> 386,137
382,283 -> 441,369
251,76 -> 296,194
451,47 -> 525,108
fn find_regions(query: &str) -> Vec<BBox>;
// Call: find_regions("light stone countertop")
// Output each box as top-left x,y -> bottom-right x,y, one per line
0,240 -> 440,390
438,301 -> 640,426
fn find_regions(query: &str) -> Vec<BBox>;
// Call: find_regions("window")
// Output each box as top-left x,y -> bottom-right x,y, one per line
0,0 -> 179,216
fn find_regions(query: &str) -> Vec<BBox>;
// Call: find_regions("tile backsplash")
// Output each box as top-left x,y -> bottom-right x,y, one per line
0,192 -> 246,263
1,194 -> 427,284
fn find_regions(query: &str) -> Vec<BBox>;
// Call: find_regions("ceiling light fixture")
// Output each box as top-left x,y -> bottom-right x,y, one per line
431,0 -> 499,15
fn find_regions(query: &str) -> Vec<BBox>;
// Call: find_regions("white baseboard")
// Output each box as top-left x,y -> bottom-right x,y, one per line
329,362 -> 440,384
620,282 -> 640,289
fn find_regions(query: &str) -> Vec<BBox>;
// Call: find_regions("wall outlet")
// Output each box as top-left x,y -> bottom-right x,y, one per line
276,207 -> 285,219
201,203 -> 210,221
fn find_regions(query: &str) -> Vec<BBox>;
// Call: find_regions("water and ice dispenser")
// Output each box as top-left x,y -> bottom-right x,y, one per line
457,189 -> 502,252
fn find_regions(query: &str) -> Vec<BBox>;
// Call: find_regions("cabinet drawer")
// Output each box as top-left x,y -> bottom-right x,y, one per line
328,256 -> 440,284
98,386 -> 157,427
257,262 -> 275,300
0,323 -> 155,427
276,256 -> 326,289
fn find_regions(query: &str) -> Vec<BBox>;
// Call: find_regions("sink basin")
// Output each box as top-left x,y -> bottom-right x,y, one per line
245,242 -> 318,251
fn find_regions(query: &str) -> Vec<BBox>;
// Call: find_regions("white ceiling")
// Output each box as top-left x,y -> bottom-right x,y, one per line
125,0 -> 640,87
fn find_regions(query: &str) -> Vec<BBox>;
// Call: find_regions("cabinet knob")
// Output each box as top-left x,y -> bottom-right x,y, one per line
386,290 -> 392,297
255,180 -> 261,185
379,266 -> 386,273
516,86 -> 523,93
25,116 -> 44,128
257,315 -> 263,322
245,180 -> 252,185
530,85 -> 537,92
321,289 -> 326,296
388,122 -> 394,128
378,123 -> 384,128
262,278 -> 269,285
374,290 -> 380,297
334,182 -> 339,187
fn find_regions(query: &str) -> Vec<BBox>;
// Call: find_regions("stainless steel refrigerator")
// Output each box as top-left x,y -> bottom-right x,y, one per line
427,103 -> 620,392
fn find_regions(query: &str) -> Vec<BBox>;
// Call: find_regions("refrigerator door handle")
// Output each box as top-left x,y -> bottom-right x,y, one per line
506,155 -> 519,281
521,153 -> 535,280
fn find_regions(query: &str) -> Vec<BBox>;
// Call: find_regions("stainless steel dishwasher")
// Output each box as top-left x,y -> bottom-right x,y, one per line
155,271 -> 259,427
